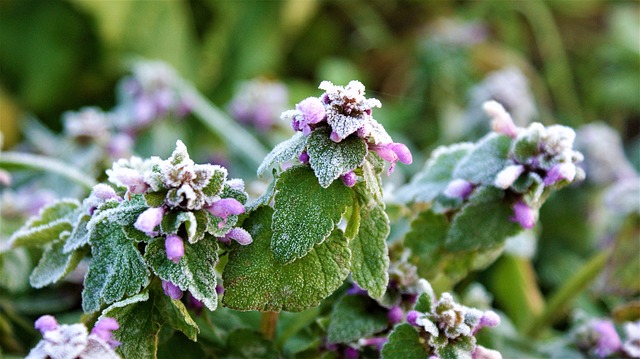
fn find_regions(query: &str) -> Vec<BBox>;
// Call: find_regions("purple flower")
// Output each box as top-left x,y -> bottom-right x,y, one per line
207,198 -> 245,220
90,317 -> 121,348
473,311 -> 501,334
472,345 -> 503,359
330,131 -> 342,143
341,171 -> 357,187
344,347 -> 359,359
406,310 -> 420,327
510,200 -> 535,229
591,320 -> 621,358
444,179 -> 474,200
112,168 -> 149,194
299,151 -> 310,164
134,207 -> 165,236
222,227 -> 253,245
346,283 -> 368,296
358,337 -> 388,351
369,142 -> 413,174
388,306 -> 404,324
162,280 -> 183,300
494,165 -> 525,189
484,100 -> 518,138
544,162 -> 577,186
92,184 -> 119,201
165,234 -> 185,263
34,315 -> 59,334
295,97 -> 326,135
186,293 -> 204,316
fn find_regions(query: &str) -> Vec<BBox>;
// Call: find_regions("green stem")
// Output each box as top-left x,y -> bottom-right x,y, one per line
175,80 -> 269,170
524,249 -> 612,337
0,152 -> 96,190
260,311 -> 279,341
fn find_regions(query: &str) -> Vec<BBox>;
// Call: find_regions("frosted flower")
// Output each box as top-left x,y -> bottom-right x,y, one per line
219,227 -> 253,245
543,162 -> 577,186
483,101 -> 518,138
162,280 -> 183,300
494,165 -> 525,189
510,200 -> 536,229
369,142 -> 413,174
228,79 -> 288,131
444,179 -> 474,199
622,321 -> 640,358
165,234 -> 185,263
84,184 -> 122,215
575,319 -> 622,358
135,206 -> 165,236
341,171 -> 358,187
206,198 -> 245,228
107,156 -> 151,194
472,345 -> 503,359
63,107 -> 110,140
27,315 -> 120,359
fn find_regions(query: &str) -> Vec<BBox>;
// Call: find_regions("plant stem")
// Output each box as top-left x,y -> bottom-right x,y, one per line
524,248 -> 612,337
0,151 -> 96,190
260,311 -> 279,340
175,80 -> 269,170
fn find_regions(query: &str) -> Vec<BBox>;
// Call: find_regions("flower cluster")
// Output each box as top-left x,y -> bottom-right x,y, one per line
574,319 -> 640,358
27,315 -> 120,359
106,140 -> 251,298
282,80 -> 412,176
447,101 -> 585,229
405,280 -> 501,359
113,61 -> 191,132
227,78 -> 289,131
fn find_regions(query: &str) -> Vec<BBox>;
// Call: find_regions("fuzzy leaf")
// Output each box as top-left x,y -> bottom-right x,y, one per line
437,335 -> 475,359
145,236 -> 219,311
404,210 -> 449,279
28,199 -> 79,227
272,165 -> 353,263
445,187 -> 521,252
223,206 -> 351,312
327,295 -> 388,344
63,213 -> 91,253
30,235 -> 85,288
307,128 -> 368,188
395,144 -> 473,203
257,132 -> 308,176
361,153 -> 384,200
381,323 -> 428,359
9,200 -> 80,248
82,218 -> 150,313
101,284 -> 199,359
144,191 -> 167,208
161,210 -> 205,243
453,134 -> 511,185
349,188 -> 389,299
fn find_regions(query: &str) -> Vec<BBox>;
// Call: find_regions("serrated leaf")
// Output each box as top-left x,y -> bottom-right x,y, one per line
272,166 -> 353,263
453,134 -> 511,185
307,128 -> 368,188
223,206 -> 351,312
144,191 -> 167,208
437,335 -> 474,359
445,187 -> 521,252
349,191 -> 389,299
395,144 -> 472,204
145,236 -> 219,311
327,295 -> 388,344
101,284 -> 199,359
9,200 -> 80,248
404,210 -> 449,279
27,199 -> 80,227
381,323 -> 428,359
202,166 -> 228,198
82,218 -> 150,313
257,132 -> 308,176
362,155 -> 384,200
30,235 -> 85,288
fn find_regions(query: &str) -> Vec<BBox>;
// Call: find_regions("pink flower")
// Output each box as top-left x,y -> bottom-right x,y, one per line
483,100 -> 518,138
387,306 -> 404,324
134,207 -> 165,236
544,162 -> 576,186
341,171 -> 357,187
222,227 -> 253,245
510,200 -> 535,229
165,234 -> 185,263
369,142 -> 413,174
34,315 -> 59,334
90,317 -> 121,348
444,179 -> 474,200
162,280 -> 183,300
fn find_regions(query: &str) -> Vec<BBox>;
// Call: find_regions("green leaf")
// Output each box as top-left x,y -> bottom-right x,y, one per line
445,187 -> 521,251
144,191 -> 167,208
161,210 -> 206,244
101,283 -> 199,359
257,132 -> 308,176
272,166 -> 353,263
395,143 -> 473,203
307,128 -> 368,188
83,218 -> 150,313
9,199 -> 80,248
223,329 -> 280,359
361,154 -> 384,200
146,236 -> 219,311
246,171 -> 277,212
381,323 -> 428,359
349,190 -> 390,299
453,134 -> 512,185
327,295 -> 388,344
63,213 -> 91,253
404,210 -> 449,279
223,206 -> 351,312
29,235 -> 85,288
437,335 -> 475,359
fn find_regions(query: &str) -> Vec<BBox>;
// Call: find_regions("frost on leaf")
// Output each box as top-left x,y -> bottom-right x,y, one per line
257,132 -> 308,176
327,294 -> 388,344
307,128 -> 368,188
349,185 -> 390,299
223,206 -> 351,312
272,165 -> 353,263
30,234 -> 85,288
381,323 -> 428,359
100,284 -> 198,359
82,218 -> 150,313
394,143 -> 473,204
145,236 -> 219,311
453,133 -> 511,185
9,199 -> 80,248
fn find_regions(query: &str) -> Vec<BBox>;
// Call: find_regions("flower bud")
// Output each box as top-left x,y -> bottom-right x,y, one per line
299,151 -> 310,164
389,143 -> 412,165
223,227 -> 253,245
162,280 -> 183,300
90,317 -> 121,348
341,171 -> 357,187
207,198 -> 245,220
494,165 -> 525,189
483,100 -> 518,138
387,306 -> 404,324
444,179 -> 474,200
165,234 -> 185,263
543,162 -> 576,186
406,310 -> 420,327
510,200 -> 535,229
134,207 -> 165,236
34,315 -> 59,334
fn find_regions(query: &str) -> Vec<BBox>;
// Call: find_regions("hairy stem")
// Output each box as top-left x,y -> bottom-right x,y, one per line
0,152 -> 96,190
260,311 -> 279,340
525,248 -> 612,337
